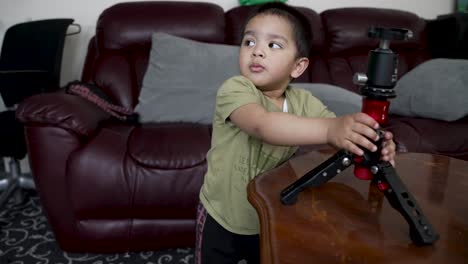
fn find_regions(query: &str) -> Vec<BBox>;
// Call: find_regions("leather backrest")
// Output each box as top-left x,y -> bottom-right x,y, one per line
84,1 -> 225,109
82,3 -> 431,107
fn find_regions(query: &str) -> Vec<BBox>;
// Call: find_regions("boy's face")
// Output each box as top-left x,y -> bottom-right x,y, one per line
239,14 -> 308,92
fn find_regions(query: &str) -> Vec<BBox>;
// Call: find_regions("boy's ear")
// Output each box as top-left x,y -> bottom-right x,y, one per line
290,57 -> 309,79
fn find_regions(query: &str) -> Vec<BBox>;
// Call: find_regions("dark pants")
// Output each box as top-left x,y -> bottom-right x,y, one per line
195,204 -> 260,264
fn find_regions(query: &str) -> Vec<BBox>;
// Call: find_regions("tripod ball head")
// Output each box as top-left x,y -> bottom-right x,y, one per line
368,27 -> 413,42
354,27 -> 413,99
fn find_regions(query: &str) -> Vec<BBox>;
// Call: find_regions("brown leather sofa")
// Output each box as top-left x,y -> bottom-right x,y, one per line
16,1 -> 468,253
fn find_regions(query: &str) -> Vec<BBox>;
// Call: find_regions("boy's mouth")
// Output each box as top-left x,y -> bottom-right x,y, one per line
249,63 -> 265,73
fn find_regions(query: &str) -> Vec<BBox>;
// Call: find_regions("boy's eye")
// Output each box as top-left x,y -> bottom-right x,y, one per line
269,42 -> 282,49
244,40 -> 255,47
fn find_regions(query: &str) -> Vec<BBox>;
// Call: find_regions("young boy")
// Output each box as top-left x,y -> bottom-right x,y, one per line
196,3 -> 396,263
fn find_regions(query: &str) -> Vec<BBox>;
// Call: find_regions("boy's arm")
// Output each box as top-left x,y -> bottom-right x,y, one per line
229,103 -> 380,156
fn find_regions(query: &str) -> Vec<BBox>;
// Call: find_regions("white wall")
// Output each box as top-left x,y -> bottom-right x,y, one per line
0,0 -> 456,97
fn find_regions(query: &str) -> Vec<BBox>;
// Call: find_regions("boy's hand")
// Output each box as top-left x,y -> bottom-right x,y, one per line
380,131 -> 396,167
327,112 -> 380,156
327,112 -> 397,166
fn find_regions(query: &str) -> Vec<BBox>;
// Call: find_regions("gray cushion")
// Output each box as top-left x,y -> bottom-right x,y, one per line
135,32 -> 240,124
390,58 -> 468,121
136,33 -> 361,123
294,83 -> 362,116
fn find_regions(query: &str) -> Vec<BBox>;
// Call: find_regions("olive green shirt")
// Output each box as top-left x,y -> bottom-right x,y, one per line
200,75 -> 336,235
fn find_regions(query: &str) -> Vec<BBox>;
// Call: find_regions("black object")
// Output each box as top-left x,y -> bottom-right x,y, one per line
0,19 -> 76,209
355,26 -> 412,99
280,27 -> 439,246
427,12 -> 468,59
0,19 -> 77,107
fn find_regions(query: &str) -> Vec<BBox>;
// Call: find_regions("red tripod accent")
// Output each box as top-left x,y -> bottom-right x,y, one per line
353,98 -> 390,181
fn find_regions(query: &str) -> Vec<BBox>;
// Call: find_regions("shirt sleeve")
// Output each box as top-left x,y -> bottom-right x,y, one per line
215,76 -> 261,123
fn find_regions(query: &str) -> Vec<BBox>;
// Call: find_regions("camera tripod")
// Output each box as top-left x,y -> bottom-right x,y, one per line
280,27 -> 439,245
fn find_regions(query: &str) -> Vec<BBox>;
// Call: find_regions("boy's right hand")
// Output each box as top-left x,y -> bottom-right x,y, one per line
326,112 -> 380,156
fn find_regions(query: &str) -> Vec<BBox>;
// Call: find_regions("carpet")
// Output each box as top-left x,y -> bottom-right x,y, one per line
0,190 -> 194,264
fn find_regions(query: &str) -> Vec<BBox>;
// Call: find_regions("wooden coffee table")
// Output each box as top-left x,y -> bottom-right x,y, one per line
248,148 -> 468,264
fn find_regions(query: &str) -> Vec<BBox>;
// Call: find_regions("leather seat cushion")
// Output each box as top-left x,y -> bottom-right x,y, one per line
128,123 -> 211,169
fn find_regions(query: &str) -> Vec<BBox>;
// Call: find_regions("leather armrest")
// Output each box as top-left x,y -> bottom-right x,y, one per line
16,90 -> 111,136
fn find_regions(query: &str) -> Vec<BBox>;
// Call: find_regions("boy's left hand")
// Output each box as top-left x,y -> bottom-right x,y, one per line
380,131 -> 396,167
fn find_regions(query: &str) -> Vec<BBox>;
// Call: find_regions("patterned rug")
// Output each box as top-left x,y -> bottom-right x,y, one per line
0,190 -> 194,264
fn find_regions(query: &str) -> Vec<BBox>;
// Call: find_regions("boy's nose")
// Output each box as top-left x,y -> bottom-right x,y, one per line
252,47 -> 265,58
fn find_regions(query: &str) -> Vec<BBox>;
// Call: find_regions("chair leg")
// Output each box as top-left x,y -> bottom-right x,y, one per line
18,176 -> 35,190
0,177 -> 11,190
0,158 -> 36,208
0,179 -> 18,208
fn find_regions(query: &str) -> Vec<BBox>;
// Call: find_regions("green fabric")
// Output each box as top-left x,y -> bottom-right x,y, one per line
200,75 -> 335,235
239,0 -> 287,6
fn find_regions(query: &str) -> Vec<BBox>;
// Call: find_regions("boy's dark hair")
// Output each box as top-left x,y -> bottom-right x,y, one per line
244,2 -> 312,58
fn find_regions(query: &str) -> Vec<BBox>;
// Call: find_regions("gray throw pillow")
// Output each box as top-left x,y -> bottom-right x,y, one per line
390,58 -> 468,121
135,32 -> 240,124
294,83 -> 362,116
